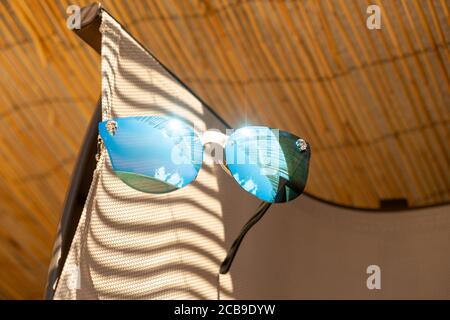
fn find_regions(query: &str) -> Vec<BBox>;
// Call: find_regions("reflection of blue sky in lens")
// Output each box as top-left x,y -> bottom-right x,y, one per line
99,116 -> 202,189
225,126 -> 288,202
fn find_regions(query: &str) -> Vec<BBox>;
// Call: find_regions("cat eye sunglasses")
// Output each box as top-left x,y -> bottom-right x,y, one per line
99,116 -> 310,203
98,115 -> 311,274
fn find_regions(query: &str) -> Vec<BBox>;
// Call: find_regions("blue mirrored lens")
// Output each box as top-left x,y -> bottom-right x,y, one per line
99,116 -> 203,193
225,126 -> 310,203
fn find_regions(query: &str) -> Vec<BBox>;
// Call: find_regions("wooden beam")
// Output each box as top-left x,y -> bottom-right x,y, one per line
45,3 -> 102,299
73,2 -> 102,54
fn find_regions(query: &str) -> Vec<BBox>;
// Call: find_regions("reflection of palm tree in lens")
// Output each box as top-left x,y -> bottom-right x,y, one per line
276,133 -> 310,202
225,127 -> 310,203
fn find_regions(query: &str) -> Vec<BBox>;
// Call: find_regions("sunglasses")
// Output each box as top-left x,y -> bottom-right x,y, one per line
98,115 -> 311,276
98,116 -> 310,203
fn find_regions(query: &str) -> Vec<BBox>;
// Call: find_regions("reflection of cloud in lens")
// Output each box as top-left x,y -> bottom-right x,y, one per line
243,179 -> 257,195
154,167 -> 169,181
154,166 -> 184,188
167,172 -> 184,187
233,172 -> 258,195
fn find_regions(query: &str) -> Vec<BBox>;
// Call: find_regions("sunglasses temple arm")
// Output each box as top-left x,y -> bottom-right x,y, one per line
219,177 -> 288,274
219,201 -> 272,274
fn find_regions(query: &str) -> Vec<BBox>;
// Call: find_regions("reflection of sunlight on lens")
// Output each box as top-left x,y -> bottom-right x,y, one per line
240,127 -> 252,137
169,119 -> 183,131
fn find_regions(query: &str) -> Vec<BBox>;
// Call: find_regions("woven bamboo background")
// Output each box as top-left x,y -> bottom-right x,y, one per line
0,0 -> 448,298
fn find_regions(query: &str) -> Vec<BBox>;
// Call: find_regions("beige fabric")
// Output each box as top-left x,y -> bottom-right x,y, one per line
54,11 -> 236,299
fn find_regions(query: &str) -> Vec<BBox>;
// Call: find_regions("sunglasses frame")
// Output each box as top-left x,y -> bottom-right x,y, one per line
99,117 -> 310,203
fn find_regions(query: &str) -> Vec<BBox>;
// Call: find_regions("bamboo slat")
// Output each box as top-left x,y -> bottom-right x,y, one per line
0,0 -> 448,299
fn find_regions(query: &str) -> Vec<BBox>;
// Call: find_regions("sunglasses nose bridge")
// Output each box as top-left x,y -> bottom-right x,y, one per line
201,129 -> 234,177
201,129 -> 229,148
